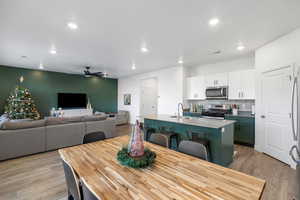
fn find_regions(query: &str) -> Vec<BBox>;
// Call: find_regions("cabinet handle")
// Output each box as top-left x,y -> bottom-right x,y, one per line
238,92 -> 240,98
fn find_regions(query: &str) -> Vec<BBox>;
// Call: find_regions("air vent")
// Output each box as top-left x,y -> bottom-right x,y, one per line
212,50 -> 221,55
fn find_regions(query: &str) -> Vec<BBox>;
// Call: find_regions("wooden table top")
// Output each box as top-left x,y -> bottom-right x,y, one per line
58,136 -> 265,200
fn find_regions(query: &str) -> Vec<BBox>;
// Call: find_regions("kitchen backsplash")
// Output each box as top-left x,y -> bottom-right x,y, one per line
185,100 -> 255,112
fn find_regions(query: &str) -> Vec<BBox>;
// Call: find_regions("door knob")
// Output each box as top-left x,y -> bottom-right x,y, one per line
261,115 -> 266,119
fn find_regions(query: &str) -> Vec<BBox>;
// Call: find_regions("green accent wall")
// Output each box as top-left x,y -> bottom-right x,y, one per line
0,65 -> 118,117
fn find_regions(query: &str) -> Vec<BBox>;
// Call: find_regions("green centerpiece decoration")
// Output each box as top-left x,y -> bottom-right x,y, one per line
117,121 -> 156,168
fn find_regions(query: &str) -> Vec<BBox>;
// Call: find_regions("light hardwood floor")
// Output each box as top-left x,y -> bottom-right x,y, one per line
0,125 -> 298,200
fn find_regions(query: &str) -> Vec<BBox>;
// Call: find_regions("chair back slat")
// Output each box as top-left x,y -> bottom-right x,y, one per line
149,133 -> 168,147
61,157 -> 82,200
81,178 -> 100,200
83,132 -> 106,144
178,140 -> 208,161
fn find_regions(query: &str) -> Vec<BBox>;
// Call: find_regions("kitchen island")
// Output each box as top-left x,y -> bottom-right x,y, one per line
144,114 -> 236,166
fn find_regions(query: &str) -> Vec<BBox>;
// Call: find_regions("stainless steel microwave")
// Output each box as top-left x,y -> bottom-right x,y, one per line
206,86 -> 228,100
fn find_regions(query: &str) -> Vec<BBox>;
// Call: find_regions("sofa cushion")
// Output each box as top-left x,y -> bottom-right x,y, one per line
0,114 -> 8,121
45,116 -> 83,126
0,118 -> 9,129
10,118 -> 34,122
83,115 -> 107,122
64,116 -> 83,123
1,119 -> 46,130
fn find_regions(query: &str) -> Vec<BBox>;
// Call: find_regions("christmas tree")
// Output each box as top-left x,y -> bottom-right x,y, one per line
4,85 -> 41,120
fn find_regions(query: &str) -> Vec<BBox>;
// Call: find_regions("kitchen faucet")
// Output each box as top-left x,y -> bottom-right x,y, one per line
178,103 -> 184,118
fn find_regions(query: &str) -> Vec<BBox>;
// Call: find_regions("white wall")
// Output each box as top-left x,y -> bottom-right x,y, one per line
256,29 -> 300,71
186,55 -> 255,77
255,28 -> 300,168
118,66 -> 183,124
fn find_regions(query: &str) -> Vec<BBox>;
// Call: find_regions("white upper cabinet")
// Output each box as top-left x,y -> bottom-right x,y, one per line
240,69 -> 255,99
186,76 -> 205,99
228,71 -> 241,99
186,70 -> 255,100
228,69 -> 255,99
204,73 -> 228,87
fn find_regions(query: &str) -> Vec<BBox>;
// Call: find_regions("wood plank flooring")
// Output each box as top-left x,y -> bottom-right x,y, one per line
0,125 -> 298,200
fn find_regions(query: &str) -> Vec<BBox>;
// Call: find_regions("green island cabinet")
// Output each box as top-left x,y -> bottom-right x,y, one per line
224,115 -> 255,147
144,118 -> 234,167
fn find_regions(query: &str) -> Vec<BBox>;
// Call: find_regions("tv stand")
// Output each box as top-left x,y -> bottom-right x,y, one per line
60,109 -> 93,117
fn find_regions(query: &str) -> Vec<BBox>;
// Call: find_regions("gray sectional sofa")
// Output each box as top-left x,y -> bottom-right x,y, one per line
0,115 -> 116,161
116,110 -> 129,125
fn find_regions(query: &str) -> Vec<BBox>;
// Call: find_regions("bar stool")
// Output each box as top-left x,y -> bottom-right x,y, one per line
178,140 -> 209,161
149,126 -> 179,149
187,130 -> 210,161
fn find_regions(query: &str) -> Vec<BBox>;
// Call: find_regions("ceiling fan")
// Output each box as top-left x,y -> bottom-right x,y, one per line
83,66 -> 107,78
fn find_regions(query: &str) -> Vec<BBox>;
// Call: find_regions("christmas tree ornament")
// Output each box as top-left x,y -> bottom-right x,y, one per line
19,76 -> 24,83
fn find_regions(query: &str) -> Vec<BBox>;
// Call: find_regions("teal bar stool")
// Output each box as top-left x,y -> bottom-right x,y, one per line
150,126 -> 179,149
186,130 -> 211,161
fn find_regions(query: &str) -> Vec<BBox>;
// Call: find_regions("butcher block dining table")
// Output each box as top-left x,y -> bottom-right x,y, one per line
58,135 -> 265,200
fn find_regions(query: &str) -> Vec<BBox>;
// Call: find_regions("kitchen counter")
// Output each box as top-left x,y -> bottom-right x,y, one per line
144,114 -> 235,129
225,111 -> 254,118
225,113 -> 255,146
144,114 -> 235,166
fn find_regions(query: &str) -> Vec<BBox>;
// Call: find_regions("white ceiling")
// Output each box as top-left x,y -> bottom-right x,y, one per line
0,0 -> 300,78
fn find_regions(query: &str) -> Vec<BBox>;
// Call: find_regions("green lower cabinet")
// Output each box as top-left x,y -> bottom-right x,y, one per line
225,115 -> 255,146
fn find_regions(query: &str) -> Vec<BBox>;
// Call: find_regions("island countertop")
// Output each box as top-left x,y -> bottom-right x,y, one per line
144,114 -> 235,129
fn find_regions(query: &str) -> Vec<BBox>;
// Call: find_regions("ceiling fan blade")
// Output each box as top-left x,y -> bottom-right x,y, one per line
92,72 -> 104,76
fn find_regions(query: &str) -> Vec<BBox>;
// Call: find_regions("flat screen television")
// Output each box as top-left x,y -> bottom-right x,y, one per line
58,93 -> 87,109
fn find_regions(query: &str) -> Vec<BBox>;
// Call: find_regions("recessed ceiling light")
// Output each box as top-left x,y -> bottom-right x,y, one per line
49,49 -> 57,54
209,18 -> 220,26
141,47 -> 149,53
132,63 -> 136,70
178,58 -> 183,64
237,45 -> 245,51
67,22 -> 78,30
39,63 -> 44,69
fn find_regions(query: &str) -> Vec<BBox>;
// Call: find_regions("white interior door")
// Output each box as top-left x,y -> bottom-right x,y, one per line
140,78 -> 158,116
262,67 -> 292,164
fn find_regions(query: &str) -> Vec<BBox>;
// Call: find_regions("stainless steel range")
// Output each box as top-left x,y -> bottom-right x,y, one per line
201,105 -> 231,119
